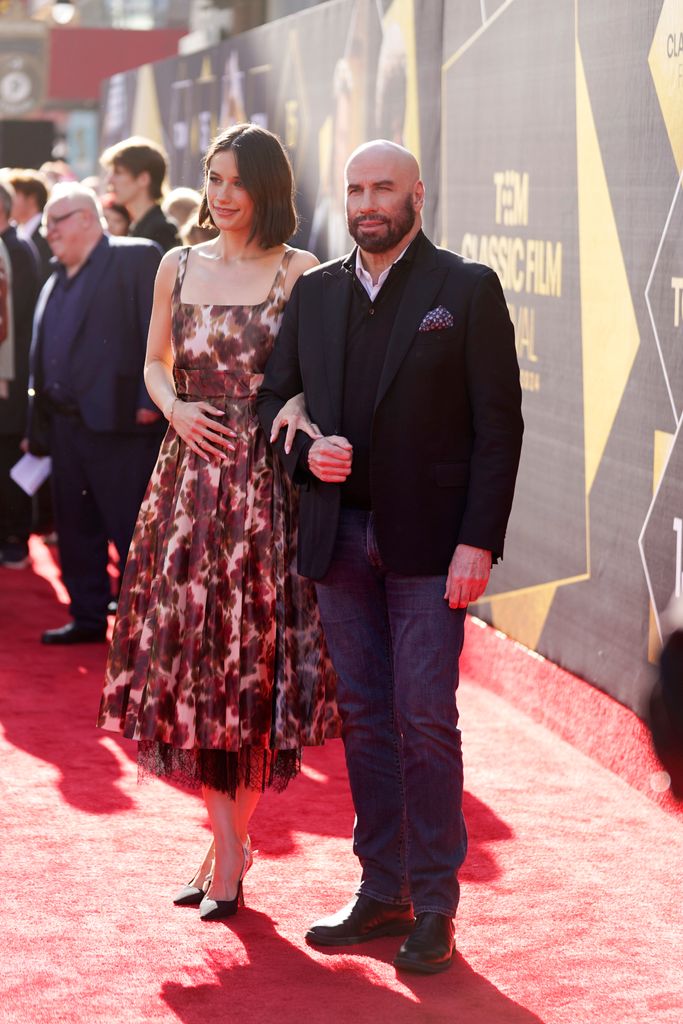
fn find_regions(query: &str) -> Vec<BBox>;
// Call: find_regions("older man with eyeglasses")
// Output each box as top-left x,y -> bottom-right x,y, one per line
27,184 -> 164,644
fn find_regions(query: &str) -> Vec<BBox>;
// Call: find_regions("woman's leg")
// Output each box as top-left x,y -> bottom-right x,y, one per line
202,785 -> 260,900
188,837 -> 215,890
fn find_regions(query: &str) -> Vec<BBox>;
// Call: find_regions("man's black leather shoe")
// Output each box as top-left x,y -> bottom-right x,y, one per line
41,623 -> 107,645
306,894 -> 415,947
393,912 -> 455,974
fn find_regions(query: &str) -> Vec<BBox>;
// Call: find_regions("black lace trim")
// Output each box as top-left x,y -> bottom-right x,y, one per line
138,740 -> 301,797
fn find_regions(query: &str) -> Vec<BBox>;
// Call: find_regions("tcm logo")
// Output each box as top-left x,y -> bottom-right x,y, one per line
493,171 -> 529,227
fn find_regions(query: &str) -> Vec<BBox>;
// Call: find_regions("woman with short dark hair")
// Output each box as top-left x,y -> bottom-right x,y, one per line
97,124 -> 339,921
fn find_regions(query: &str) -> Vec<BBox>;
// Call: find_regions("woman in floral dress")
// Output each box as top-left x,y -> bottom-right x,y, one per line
97,124 -> 338,921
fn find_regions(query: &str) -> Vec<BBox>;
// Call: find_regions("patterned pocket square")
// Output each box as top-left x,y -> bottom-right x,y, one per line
418,306 -> 454,332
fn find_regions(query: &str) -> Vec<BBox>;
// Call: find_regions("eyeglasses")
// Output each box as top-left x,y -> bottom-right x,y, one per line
42,208 -> 87,234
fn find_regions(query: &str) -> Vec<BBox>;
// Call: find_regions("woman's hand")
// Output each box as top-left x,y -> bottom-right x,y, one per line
270,392 -> 322,453
171,400 -> 238,462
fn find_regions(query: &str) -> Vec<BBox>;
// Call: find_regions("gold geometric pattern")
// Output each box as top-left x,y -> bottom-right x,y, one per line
489,584 -> 558,651
648,0 -> 683,174
381,0 -> 420,160
131,64 -> 164,146
483,26 -> 640,646
576,40 -> 640,494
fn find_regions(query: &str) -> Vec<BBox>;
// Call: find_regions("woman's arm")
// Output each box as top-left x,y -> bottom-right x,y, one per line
144,250 -> 237,462
266,248 -> 322,451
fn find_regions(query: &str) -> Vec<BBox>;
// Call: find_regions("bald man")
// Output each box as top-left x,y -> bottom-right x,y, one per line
27,185 -> 163,644
258,141 -> 523,973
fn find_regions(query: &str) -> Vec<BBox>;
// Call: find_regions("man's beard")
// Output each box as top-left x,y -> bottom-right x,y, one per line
347,195 -> 415,253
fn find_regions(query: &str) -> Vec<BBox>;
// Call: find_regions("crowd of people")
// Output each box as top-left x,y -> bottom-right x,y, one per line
0,137 -> 215,583
0,124 -> 527,976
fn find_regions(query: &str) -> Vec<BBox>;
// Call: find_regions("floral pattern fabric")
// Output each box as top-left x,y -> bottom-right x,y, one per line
97,247 -> 339,788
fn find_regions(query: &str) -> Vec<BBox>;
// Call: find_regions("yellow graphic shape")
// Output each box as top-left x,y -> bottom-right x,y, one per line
381,0 -> 420,160
576,42 -> 640,494
198,57 -> 215,84
317,115 -> 332,192
648,429 -> 675,662
488,584 -> 557,652
277,29 -> 309,177
131,64 -> 164,146
649,0 -> 683,173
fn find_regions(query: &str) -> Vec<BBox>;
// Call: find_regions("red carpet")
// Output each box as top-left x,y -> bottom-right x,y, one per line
1,539 -> 682,1024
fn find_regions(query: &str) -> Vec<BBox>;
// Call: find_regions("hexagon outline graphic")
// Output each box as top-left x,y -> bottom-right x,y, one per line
638,413 -> 683,644
644,166 -> 683,428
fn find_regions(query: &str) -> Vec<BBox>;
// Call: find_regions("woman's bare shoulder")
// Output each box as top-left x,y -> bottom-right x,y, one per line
288,247 -> 319,273
154,245 -> 185,293
284,247 -> 319,297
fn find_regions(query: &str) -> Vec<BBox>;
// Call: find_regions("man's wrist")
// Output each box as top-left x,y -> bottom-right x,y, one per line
298,436 -> 315,471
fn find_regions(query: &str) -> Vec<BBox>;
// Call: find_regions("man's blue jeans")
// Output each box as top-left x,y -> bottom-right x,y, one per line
314,508 -> 468,918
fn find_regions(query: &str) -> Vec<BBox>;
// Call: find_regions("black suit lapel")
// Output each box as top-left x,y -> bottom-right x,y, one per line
321,260 -> 353,432
374,238 -> 448,411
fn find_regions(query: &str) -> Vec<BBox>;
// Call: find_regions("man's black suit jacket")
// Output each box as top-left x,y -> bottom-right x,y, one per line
257,233 -> 524,581
30,225 -> 54,287
27,234 -> 162,451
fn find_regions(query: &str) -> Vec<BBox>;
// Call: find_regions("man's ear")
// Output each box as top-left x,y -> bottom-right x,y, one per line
414,179 -> 425,212
138,170 -> 152,195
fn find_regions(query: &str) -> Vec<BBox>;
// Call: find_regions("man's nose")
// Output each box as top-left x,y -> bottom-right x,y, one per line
358,189 -> 376,212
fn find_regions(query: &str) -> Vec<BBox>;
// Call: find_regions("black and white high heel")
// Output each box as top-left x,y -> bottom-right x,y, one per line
199,837 -> 253,921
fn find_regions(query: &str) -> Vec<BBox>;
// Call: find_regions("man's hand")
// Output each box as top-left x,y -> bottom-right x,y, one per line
307,436 -> 353,482
136,408 -> 162,425
445,544 -> 492,608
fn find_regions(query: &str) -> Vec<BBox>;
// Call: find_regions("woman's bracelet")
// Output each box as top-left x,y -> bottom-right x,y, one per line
163,395 -> 178,424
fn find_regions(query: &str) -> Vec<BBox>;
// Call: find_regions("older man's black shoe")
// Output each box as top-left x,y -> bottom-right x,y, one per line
41,622 -> 107,645
393,912 -> 455,974
306,894 -> 415,947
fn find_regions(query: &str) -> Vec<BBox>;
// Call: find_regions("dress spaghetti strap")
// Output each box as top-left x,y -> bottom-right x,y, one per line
172,247 -> 192,306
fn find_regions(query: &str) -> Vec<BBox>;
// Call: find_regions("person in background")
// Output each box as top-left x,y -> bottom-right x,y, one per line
39,161 -> 76,190
101,193 -> 131,237
649,598 -> 683,801
26,184 -> 163,644
7,168 -> 53,285
101,137 -> 180,253
179,219 -> 219,246
0,181 -> 40,569
162,186 -> 201,231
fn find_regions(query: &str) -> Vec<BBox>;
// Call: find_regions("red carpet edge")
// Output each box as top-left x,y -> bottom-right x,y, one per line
461,616 -> 681,817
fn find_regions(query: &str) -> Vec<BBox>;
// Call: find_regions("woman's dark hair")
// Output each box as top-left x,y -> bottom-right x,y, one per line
198,123 -> 297,247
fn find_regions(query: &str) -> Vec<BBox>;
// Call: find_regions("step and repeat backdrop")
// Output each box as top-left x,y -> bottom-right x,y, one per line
101,0 -> 683,717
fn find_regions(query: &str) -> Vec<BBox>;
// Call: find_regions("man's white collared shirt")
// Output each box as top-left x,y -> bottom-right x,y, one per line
355,244 -> 410,302
17,212 -> 42,243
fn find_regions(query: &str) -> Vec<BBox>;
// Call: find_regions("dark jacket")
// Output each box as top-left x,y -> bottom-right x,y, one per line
130,205 -> 180,254
27,234 -> 162,451
0,226 -> 39,436
29,224 -> 53,287
257,233 -> 524,579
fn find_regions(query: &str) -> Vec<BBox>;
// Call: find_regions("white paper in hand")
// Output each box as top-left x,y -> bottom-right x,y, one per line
10,453 -> 52,496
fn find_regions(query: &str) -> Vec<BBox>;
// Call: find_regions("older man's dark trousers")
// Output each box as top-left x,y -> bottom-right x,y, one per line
314,508 -> 468,918
49,412 -> 160,630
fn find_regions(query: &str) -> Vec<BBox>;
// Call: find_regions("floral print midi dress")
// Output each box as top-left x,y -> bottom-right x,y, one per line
97,246 -> 339,794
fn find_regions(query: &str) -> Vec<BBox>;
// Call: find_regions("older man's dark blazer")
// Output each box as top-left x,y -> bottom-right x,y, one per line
27,234 -> 162,451
257,232 -> 524,580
